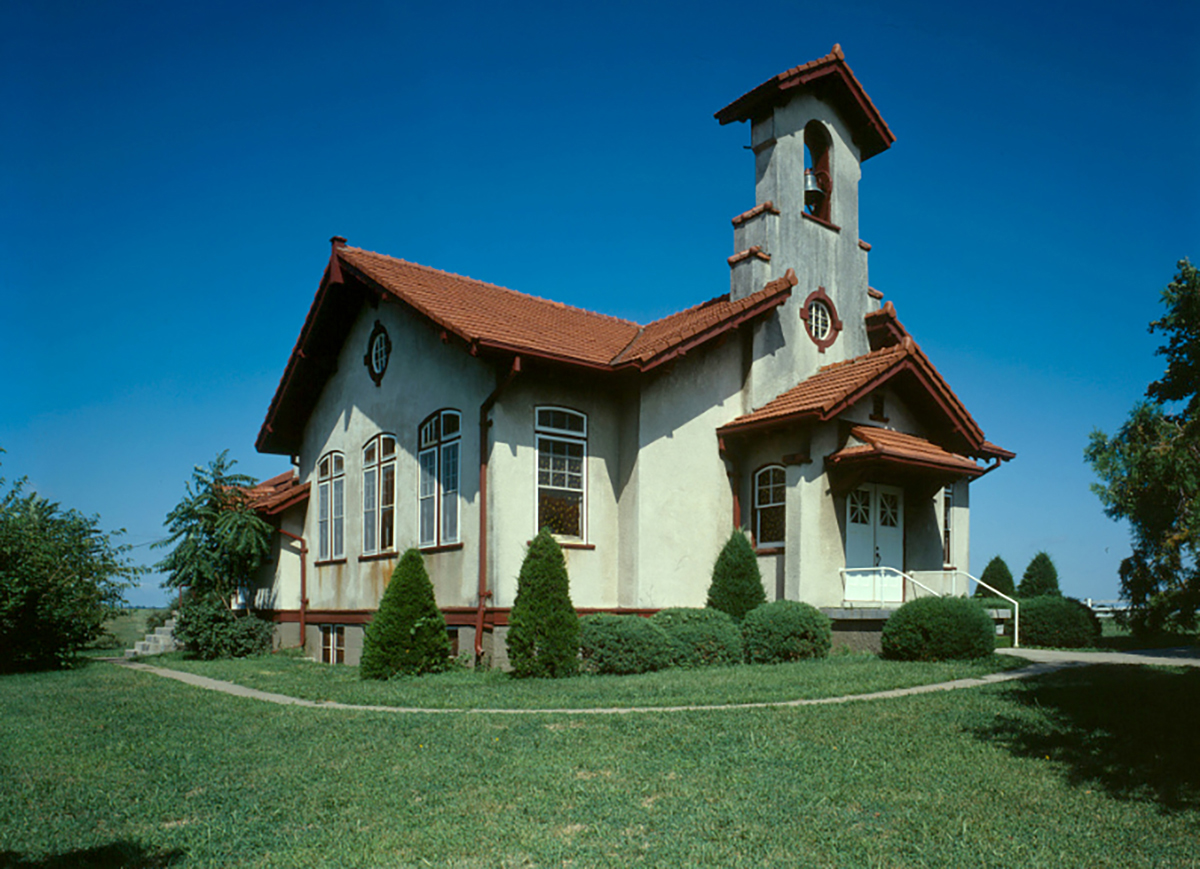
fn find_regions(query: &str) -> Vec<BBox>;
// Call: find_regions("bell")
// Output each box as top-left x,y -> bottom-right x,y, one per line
804,170 -> 826,207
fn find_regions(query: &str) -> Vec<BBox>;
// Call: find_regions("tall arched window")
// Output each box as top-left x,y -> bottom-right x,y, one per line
317,451 -> 345,561
754,465 -> 786,547
536,407 -> 587,539
362,434 -> 397,555
418,410 -> 461,548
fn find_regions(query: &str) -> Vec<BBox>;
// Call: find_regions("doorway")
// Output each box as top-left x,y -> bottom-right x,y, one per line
844,483 -> 904,603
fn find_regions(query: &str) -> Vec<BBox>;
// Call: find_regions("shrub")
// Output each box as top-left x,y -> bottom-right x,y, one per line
706,531 -> 766,622
1019,595 -> 1096,648
651,607 -> 743,668
173,595 -> 273,659
360,548 -> 451,679
742,600 -> 832,664
881,596 -> 995,661
507,529 -> 580,678
579,614 -> 673,675
975,555 -> 1015,597
1018,551 -> 1061,597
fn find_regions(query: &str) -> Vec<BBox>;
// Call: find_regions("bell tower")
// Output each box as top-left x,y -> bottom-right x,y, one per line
716,45 -> 896,404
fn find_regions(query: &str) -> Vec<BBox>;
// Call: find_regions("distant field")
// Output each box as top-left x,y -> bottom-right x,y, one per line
88,608 -> 171,653
1,656 -> 1197,867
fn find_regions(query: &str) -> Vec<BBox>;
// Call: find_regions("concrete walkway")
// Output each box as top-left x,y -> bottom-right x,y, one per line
107,647 -> 1196,716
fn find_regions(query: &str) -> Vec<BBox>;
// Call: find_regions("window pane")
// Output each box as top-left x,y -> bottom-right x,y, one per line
319,457 -> 330,479
363,468 -> 377,554
318,481 -> 330,560
420,499 -> 435,546
758,504 -> 785,545
363,443 -> 376,465
419,450 -> 437,498
538,489 -> 582,537
441,412 -> 460,437
332,454 -> 344,475
381,464 -> 395,550
332,478 -> 345,558
381,435 -> 395,460
849,489 -> 870,525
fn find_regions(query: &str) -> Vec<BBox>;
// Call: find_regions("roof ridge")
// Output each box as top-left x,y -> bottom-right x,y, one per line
342,246 -> 643,330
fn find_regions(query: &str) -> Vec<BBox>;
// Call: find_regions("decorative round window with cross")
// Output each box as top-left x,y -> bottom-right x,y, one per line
363,320 -> 392,386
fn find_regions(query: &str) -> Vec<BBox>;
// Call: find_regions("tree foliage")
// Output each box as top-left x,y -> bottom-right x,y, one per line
154,452 -> 272,603
0,460 -> 139,670
360,548 -> 451,679
706,531 -> 766,622
507,529 -> 580,678
1018,551 -> 1061,598
1086,260 -> 1200,633
975,555 -> 1015,597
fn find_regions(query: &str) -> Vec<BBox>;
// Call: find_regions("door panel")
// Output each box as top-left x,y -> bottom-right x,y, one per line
844,484 -> 905,603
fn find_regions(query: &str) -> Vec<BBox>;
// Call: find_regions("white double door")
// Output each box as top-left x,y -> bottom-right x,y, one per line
844,483 -> 904,603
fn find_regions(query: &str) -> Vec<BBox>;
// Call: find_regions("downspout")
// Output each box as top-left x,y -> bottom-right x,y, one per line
277,528 -> 309,651
476,355 -> 522,659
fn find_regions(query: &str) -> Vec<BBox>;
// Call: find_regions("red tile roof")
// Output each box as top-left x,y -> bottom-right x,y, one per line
339,247 -> 642,367
257,243 -> 794,454
246,471 -> 309,515
718,335 -> 1011,461
714,45 -> 896,162
830,426 -> 984,476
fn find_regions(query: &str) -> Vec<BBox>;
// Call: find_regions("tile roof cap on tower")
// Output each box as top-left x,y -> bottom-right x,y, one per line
714,45 -> 896,161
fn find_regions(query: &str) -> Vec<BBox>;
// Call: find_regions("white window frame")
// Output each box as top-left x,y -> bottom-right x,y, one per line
942,484 -> 954,566
754,465 -> 786,547
320,624 -> 345,664
535,406 -> 587,541
418,410 -> 462,548
362,434 -> 397,555
317,451 -> 345,561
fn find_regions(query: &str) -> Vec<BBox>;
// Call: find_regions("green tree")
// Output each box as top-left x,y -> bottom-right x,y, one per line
1086,260 -> 1200,633
506,529 -> 579,678
0,460 -> 139,670
974,555 -> 1015,597
154,451 -> 272,603
1018,551 -> 1061,597
706,531 -> 766,622
360,548 -> 451,679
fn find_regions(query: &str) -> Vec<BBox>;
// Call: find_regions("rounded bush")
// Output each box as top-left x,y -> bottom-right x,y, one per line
580,614 -> 673,675
651,607 -> 743,668
1020,596 -> 1097,648
742,600 -> 832,664
881,596 -> 995,661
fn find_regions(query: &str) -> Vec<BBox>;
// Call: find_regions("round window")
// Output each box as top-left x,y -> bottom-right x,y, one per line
363,321 -> 391,386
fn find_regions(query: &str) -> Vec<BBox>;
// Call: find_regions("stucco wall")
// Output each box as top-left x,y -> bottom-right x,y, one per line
627,339 -> 744,608
297,297 -> 495,613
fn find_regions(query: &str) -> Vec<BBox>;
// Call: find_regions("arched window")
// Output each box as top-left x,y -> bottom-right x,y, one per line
418,410 -> 462,548
317,451 -> 345,561
362,434 -> 397,555
803,120 -> 833,224
535,407 -> 587,539
754,465 -> 786,547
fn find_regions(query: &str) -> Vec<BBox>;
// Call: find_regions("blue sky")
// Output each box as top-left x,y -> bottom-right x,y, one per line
3,0 -> 1197,607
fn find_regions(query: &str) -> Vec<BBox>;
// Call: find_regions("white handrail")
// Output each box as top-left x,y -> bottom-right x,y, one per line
959,571 -> 1020,648
839,567 -> 1020,648
838,566 -> 943,604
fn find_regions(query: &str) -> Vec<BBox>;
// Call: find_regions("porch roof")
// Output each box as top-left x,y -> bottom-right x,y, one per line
245,471 -> 309,516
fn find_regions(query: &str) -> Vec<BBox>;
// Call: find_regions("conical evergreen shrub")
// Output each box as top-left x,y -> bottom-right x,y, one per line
1018,551 -> 1061,597
706,531 -> 766,622
975,555 -> 1015,597
360,548 -> 451,679
506,529 -> 580,678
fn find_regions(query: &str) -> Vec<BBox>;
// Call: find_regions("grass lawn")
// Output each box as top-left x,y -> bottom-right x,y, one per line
142,649 -> 1024,710
2,659 -> 1198,868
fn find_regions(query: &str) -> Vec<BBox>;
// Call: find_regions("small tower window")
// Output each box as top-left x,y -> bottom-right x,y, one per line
803,121 -> 832,223
800,287 -> 843,352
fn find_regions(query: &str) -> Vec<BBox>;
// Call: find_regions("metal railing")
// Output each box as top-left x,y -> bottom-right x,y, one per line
838,567 -> 1020,648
